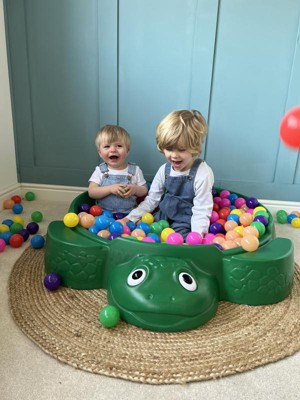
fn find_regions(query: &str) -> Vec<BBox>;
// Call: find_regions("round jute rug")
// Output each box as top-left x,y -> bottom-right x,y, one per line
8,246 -> 300,385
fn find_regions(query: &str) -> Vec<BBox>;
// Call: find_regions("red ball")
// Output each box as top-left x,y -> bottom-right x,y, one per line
11,195 -> 22,204
89,205 -> 103,217
213,203 -> 220,212
218,207 -> 231,220
9,233 -> 24,248
280,106 -> 300,148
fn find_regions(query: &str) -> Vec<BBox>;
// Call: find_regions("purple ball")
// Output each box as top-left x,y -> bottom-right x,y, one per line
78,203 -> 90,213
108,233 -> 121,240
246,197 -> 259,209
254,215 -> 268,226
26,222 -> 39,234
113,212 -> 126,220
44,272 -> 61,291
18,228 -> 30,242
209,222 -> 224,235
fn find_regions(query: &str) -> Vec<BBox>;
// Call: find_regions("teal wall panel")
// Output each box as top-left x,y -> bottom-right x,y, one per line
4,0 -> 300,200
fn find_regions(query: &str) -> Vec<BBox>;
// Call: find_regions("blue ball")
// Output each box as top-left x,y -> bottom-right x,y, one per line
126,221 -> 136,231
102,210 -> 113,218
0,231 -> 13,244
89,225 -> 100,234
109,221 -> 124,235
287,213 -> 298,224
147,233 -> 160,243
12,204 -> 23,214
2,219 -> 13,227
31,234 -> 45,249
136,222 -> 150,234
227,214 -> 240,224
227,193 -> 238,204
95,215 -> 110,230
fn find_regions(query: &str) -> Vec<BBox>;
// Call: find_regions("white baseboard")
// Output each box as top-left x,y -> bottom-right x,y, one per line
1,183 -> 299,214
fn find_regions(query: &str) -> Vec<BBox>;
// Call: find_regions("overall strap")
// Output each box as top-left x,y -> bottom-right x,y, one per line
99,162 -> 109,177
164,162 -> 171,178
127,162 -> 137,181
188,159 -> 203,179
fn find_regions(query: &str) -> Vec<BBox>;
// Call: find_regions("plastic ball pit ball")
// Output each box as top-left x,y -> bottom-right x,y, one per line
1,231 -> 13,244
0,238 -> 6,252
141,213 -> 154,225
166,232 -> 184,245
89,205 -> 102,217
280,105 -> 300,148
18,229 -> 30,242
31,234 -> 45,249
44,273 -> 61,291
95,215 -> 110,230
9,233 -> 24,248
26,222 -> 39,235
186,232 -> 203,245
78,203 -> 90,213
276,210 -> 288,224
3,199 -> 14,209
99,305 -> 120,328
63,213 -> 80,228
25,191 -> 35,201
11,195 -> 22,204
10,222 -> 23,234
12,203 -> 23,214
0,224 -> 10,233
31,211 -> 43,223
291,218 -> 300,228
241,235 -> 259,252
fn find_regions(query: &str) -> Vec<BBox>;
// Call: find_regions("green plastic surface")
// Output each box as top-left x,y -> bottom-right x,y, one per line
44,191 -> 294,331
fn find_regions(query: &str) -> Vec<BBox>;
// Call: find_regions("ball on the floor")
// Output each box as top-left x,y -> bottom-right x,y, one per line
99,305 -> 120,328
31,211 -> 43,222
31,234 -> 45,249
25,191 -> 35,201
44,272 -> 61,291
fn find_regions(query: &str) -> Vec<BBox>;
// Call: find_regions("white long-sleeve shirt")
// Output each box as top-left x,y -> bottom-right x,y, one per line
126,161 -> 214,236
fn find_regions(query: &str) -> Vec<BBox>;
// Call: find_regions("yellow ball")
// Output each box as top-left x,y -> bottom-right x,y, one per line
0,224 -> 10,233
234,225 -> 244,237
160,227 -> 175,242
291,217 -> 300,228
63,212 -> 79,228
13,215 -> 25,225
141,213 -> 154,224
230,209 -> 243,217
253,206 -> 266,215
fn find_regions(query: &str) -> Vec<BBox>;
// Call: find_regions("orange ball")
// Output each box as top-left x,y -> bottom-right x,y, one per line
243,226 -> 259,238
234,237 -> 243,246
131,229 -> 146,238
97,229 -> 110,239
225,230 -> 241,241
212,236 -> 226,245
80,214 -> 95,228
78,211 -> 88,220
239,213 -> 253,227
224,220 -> 238,232
241,234 -> 259,252
222,240 -> 238,250
3,199 -> 14,209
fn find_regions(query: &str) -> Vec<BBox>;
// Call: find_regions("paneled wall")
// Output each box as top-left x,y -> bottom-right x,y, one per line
4,0 -> 300,200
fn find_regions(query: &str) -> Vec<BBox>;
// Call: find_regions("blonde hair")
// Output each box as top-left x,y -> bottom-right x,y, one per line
156,110 -> 208,157
95,125 -> 131,150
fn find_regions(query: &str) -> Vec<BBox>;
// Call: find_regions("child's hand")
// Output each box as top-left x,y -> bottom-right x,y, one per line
121,184 -> 137,198
110,184 -> 128,197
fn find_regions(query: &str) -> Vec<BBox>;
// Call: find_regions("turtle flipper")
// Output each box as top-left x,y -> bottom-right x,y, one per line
222,238 -> 294,305
45,221 -> 110,289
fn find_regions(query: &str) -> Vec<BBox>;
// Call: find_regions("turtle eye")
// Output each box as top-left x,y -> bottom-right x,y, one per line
178,272 -> 197,291
127,269 -> 147,286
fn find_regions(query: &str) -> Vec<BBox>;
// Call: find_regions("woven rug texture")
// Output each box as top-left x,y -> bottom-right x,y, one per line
8,246 -> 300,384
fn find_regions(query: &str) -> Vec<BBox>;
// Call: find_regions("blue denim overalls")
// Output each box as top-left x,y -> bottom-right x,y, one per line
96,162 -> 137,214
155,159 -> 202,238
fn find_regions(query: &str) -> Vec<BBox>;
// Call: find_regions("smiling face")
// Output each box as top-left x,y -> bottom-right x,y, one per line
98,136 -> 129,170
163,145 -> 195,172
107,255 -> 219,332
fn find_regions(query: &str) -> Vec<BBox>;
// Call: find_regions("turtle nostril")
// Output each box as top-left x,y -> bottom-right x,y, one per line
147,294 -> 153,300
170,296 -> 176,302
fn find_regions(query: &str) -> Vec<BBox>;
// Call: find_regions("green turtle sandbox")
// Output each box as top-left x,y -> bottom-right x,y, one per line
44,191 -> 294,332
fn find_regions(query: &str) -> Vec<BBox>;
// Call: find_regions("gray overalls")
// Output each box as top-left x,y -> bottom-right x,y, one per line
96,162 -> 137,214
155,159 -> 202,238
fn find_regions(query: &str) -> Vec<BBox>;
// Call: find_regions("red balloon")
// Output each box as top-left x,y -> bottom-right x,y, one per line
280,106 -> 300,148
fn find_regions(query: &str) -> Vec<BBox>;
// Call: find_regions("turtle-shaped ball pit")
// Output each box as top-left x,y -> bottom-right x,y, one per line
44,190 -> 294,332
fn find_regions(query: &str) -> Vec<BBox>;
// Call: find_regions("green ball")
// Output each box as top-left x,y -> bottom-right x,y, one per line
149,222 -> 163,235
276,210 -> 288,224
158,219 -> 170,229
250,221 -> 266,237
25,191 -> 35,201
31,211 -> 43,222
10,222 -> 23,234
99,305 -> 120,328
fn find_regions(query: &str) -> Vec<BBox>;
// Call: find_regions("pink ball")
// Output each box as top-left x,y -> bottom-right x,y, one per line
166,232 -> 184,245
202,233 -> 215,244
0,238 -> 6,252
122,225 -> 131,235
142,237 -> 155,243
219,198 -> 231,208
186,232 -> 203,245
234,197 -> 246,208
213,196 -> 222,205
210,211 -> 219,223
220,190 -> 231,199
246,208 -> 254,215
